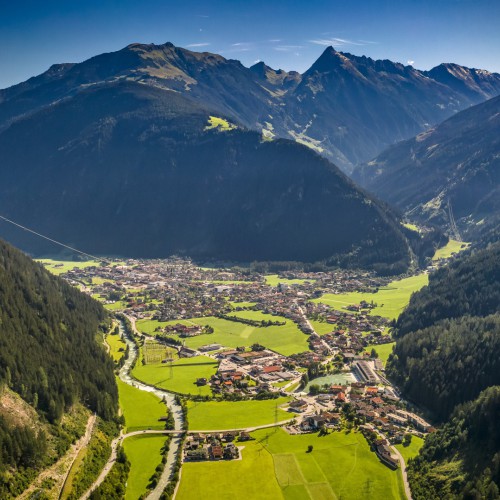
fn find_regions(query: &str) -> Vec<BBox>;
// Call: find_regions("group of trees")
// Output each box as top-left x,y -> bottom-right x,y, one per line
0,239 -> 118,495
386,242 -> 500,497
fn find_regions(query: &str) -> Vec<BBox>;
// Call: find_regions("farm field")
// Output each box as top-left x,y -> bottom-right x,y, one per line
123,435 -> 166,500
186,398 -> 291,430
259,428 -> 405,500
265,275 -> 315,287
312,273 -> 429,320
396,435 -> 425,463
432,239 -> 470,261
106,333 -> 126,363
136,315 -> 309,356
230,301 -> 258,308
37,258 -> 101,275
117,378 -> 168,432
364,342 -> 396,365
132,355 -> 218,396
176,438 -> 282,500
309,320 -> 335,335
177,429 -> 405,499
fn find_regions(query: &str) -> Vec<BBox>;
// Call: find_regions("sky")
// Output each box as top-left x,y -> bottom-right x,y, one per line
1,0 -> 500,89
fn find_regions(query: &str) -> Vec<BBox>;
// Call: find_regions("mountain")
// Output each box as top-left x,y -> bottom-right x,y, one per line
1,42 -> 500,173
0,80 -> 414,273
0,238 -> 117,497
407,386 -> 500,499
353,95 -> 500,236
387,243 -> 500,419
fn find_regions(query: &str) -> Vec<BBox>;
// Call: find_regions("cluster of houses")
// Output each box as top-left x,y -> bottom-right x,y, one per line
184,432 -> 252,462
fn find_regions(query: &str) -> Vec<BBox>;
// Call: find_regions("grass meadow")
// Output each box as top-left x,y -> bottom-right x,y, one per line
123,435 -> 166,500
432,239 -> 470,261
117,378 -> 168,432
312,273 -> 429,320
186,398 -> 291,431
132,355 -> 218,396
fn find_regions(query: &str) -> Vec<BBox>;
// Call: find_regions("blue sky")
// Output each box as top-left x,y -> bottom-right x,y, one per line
1,0 -> 499,89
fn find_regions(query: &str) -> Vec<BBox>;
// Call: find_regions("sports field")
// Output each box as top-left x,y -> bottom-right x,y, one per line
186,398 -> 291,431
136,314 -> 309,356
123,435 -> 166,500
312,273 -> 429,320
117,378 -> 168,432
177,428 -> 405,499
132,355 -> 218,396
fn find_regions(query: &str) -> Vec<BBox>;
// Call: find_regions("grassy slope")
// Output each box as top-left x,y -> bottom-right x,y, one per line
187,398 -> 291,430
432,239 -> 470,261
123,435 -> 166,500
132,356 -> 218,396
312,273 -> 429,320
136,315 -> 309,356
117,378 -> 167,432
395,436 -> 425,464
106,334 -> 126,363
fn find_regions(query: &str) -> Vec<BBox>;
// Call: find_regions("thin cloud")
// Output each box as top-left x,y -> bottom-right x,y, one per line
268,39 -> 281,43
274,45 -> 303,52
186,42 -> 210,48
407,60 -> 415,66
309,38 -> 366,47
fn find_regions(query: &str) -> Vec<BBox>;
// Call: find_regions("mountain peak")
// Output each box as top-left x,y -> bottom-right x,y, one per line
305,45 -> 348,74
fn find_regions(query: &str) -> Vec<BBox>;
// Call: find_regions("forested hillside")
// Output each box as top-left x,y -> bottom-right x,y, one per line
0,238 -> 117,497
394,243 -> 500,336
408,386 -> 500,499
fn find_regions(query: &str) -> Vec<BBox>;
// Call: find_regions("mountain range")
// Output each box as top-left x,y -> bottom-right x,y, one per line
1,41 -> 500,173
0,80 -> 414,272
353,94 -> 500,238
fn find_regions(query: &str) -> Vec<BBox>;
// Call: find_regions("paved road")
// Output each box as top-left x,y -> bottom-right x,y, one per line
81,319 -> 185,499
390,444 -> 413,500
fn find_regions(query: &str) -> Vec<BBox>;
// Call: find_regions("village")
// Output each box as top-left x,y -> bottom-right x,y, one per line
55,257 -> 433,469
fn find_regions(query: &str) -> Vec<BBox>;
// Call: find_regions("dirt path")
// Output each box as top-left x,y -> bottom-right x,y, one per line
390,444 -> 413,500
18,414 -> 96,500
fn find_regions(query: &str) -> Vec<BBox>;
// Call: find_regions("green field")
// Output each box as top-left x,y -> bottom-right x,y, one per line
36,258 -> 101,275
395,435 -> 425,464
432,239 -> 470,261
364,342 -> 395,365
230,301 -> 258,308
106,334 -> 127,363
309,320 -> 335,335
117,378 -> 168,432
136,315 -> 309,356
177,437 -> 282,500
265,275 -> 314,287
123,435 -> 166,500
103,300 -> 128,311
132,355 -> 218,396
312,273 -> 429,320
187,398 -> 291,431
402,222 -> 420,233
205,115 -> 236,131
177,428 -> 405,499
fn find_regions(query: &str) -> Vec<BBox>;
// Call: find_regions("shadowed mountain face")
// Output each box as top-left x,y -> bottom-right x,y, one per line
1,42 -> 499,173
352,95 -> 500,237
0,81 -> 412,271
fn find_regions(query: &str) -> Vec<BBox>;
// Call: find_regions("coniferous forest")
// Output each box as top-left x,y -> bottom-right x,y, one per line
0,238 -> 117,496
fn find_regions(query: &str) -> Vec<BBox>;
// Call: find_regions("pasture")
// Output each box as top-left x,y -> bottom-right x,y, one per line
186,398 -> 291,431
106,334 -> 126,363
117,378 -> 168,432
432,239 -> 470,261
396,435 -> 425,463
364,342 -> 396,365
132,355 -> 218,396
136,314 -> 309,356
312,273 -> 429,320
123,435 -> 166,500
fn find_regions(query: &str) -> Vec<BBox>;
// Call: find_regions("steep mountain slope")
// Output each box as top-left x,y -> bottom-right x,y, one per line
407,386 -> 500,499
353,95 -> 500,235
0,238 -> 117,497
1,42 -> 499,173
0,80 -> 413,272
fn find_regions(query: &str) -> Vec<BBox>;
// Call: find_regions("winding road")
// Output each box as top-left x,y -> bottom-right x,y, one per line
81,319 -> 185,499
